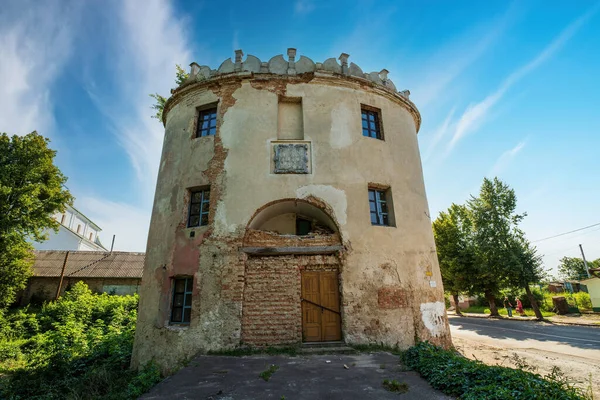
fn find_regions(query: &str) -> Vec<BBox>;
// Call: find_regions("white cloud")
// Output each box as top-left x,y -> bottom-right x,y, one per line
422,107 -> 456,164
80,0 -> 192,252
411,5 -> 517,109
447,5 -> 600,152
294,0 -> 315,16
116,0 -> 191,200
77,196 -> 150,252
0,1 -> 76,136
487,140 -> 526,177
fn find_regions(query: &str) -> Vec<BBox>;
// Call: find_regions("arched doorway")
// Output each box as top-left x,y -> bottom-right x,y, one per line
241,199 -> 343,344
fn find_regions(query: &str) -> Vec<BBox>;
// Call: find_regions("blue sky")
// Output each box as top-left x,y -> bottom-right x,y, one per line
1,0 -> 599,277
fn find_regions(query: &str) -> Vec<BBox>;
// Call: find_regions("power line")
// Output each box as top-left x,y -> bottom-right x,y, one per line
532,222 -> 600,243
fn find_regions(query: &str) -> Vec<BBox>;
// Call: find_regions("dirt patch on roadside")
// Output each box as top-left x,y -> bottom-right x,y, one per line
453,336 -> 599,398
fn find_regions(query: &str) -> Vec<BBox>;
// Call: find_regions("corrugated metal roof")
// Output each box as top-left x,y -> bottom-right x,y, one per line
32,250 -> 145,278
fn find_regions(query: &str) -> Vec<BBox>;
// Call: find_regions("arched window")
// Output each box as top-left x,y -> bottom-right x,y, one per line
247,199 -> 337,236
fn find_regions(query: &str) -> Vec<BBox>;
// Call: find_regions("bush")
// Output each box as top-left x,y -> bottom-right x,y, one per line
0,282 -> 160,399
541,291 -> 592,312
573,292 -> 592,310
403,342 -> 588,399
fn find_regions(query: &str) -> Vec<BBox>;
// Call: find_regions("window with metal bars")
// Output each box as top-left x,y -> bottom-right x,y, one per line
369,189 -> 390,226
361,107 -> 382,139
196,107 -> 217,137
187,189 -> 210,227
170,277 -> 192,324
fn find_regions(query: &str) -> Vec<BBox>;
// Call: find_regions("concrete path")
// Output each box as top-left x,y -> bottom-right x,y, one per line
141,352 -> 451,399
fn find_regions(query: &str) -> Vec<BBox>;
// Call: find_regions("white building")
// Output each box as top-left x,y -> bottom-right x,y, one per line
33,205 -> 108,251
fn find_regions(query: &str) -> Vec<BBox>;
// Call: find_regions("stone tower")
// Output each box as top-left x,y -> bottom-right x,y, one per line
131,49 -> 451,372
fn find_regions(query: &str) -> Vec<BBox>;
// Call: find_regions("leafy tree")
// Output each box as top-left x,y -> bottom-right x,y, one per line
0,132 -> 72,309
508,231 -> 546,319
433,204 -> 478,316
557,256 -> 600,281
150,64 -> 189,121
467,177 -> 525,316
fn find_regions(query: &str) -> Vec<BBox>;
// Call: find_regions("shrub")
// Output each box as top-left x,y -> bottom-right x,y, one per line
403,342 -> 588,399
573,292 -> 592,310
0,282 -> 160,399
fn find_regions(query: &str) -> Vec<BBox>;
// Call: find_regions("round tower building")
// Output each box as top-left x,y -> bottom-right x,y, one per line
131,49 -> 452,372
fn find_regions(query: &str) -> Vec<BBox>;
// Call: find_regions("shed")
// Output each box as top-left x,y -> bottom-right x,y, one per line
580,277 -> 600,312
19,250 -> 145,305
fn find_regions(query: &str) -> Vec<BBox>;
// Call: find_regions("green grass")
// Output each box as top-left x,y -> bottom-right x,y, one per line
382,379 -> 409,393
462,306 -> 555,317
259,364 -> 279,381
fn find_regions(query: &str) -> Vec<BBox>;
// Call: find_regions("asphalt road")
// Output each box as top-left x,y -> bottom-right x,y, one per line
449,315 -> 600,361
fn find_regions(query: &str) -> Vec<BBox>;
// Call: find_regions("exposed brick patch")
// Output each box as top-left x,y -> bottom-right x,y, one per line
377,287 -> 410,309
241,255 -> 341,346
242,256 -> 302,346
243,229 -> 340,248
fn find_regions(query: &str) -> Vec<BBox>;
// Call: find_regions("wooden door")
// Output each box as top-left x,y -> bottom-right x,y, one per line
301,271 -> 341,342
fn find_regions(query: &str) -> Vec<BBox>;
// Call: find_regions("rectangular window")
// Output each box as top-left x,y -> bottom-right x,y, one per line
77,224 -> 81,234
187,189 -> 210,227
369,189 -> 390,226
89,233 -> 93,240
170,277 -> 193,324
361,106 -> 383,139
196,107 -> 217,137
60,214 -> 66,224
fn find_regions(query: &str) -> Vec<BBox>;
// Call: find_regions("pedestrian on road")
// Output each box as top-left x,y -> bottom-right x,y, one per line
503,297 -> 513,317
516,298 -> 526,316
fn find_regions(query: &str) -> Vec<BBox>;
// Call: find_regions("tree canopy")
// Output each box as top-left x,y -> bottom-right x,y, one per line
433,177 -> 546,317
0,131 -> 72,308
557,256 -> 600,281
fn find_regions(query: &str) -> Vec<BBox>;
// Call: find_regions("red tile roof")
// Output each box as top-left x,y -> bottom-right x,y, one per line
32,250 -> 144,278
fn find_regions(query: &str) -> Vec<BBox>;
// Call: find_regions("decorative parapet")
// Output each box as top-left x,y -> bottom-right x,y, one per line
181,48 -> 411,100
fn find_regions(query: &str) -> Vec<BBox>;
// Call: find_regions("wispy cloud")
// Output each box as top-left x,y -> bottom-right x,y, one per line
0,1 -> 76,137
294,0 -> 315,16
447,5 -> 600,152
422,107 -> 456,164
411,4 -> 518,109
79,0 -> 192,251
86,0 -> 191,201
117,0 -> 191,197
77,196 -> 150,252
487,140 -> 526,177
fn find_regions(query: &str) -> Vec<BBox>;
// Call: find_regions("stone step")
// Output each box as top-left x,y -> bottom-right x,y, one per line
301,341 -> 346,348
299,344 -> 356,355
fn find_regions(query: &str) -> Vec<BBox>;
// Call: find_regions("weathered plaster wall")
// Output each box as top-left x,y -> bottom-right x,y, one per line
132,71 -> 450,373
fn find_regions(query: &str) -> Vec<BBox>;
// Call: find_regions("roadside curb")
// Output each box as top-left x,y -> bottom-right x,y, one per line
447,312 -> 600,328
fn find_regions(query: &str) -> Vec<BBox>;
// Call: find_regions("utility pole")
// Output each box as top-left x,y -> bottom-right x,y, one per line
56,251 -> 70,300
579,244 -> 591,279
110,235 -> 115,252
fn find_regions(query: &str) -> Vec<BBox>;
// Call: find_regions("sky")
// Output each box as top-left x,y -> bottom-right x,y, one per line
1,0 -> 599,277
